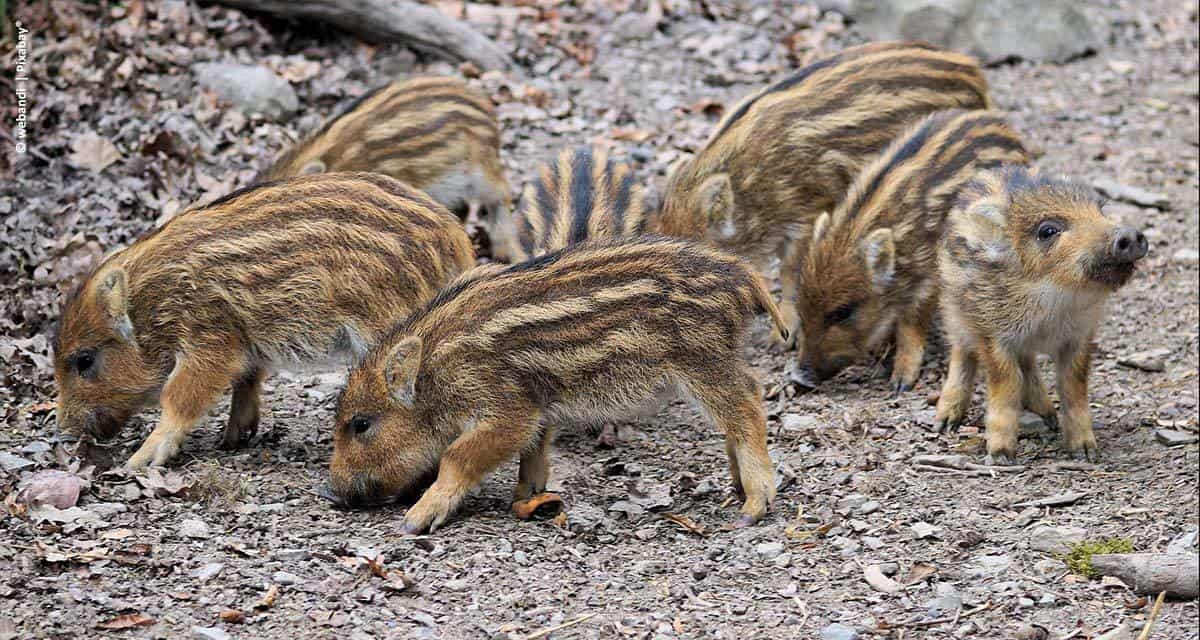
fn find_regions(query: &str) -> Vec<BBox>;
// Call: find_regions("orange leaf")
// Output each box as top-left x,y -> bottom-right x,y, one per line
96,614 -> 155,629
611,128 -> 654,143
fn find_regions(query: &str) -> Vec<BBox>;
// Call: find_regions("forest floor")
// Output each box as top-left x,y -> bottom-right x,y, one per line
1,1 -> 1197,639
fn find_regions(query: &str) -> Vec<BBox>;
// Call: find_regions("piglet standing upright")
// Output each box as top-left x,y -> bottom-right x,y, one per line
787,110 -> 1029,392
935,167 -> 1148,462
53,173 -> 475,469
326,237 -> 791,533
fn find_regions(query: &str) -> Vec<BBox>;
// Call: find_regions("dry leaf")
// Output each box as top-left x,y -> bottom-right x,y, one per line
95,614 -> 154,630
903,563 -> 937,585
255,584 -> 279,610
611,128 -> 655,143
661,512 -> 709,536
18,470 -> 88,509
218,609 -> 245,624
685,98 -> 725,118
863,564 -> 902,594
68,133 -> 122,173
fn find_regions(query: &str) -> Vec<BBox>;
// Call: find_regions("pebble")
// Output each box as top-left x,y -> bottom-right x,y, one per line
927,591 -> 962,617
272,571 -> 302,585
821,623 -> 860,640
837,493 -> 869,514
1092,177 -> 1171,209
858,500 -> 880,515
1118,348 -> 1171,372
1172,248 -> 1199,266
782,413 -> 821,433
911,522 -> 942,539
191,627 -> 231,640
755,541 -> 785,560
178,519 -> 211,539
190,562 -> 224,582
1155,429 -> 1199,446
1028,525 -> 1088,554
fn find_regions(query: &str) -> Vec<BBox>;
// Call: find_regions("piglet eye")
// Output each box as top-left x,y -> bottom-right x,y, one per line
74,350 -> 96,375
349,415 -> 372,435
1036,221 -> 1064,242
825,302 -> 858,325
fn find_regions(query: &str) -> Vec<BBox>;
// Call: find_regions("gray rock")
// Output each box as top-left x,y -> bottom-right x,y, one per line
1156,429 -> 1199,447
837,493 -> 869,514
782,413 -> 821,433
821,623 -> 860,640
1166,527 -> 1199,555
1172,249 -> 1199,266
1019,411 -> 1049,431
845,0 -> 1099,64
191,627 -> 231,640
1028,525 -> 1088,554
193,63 -> 298,120
178,518 -> 211,539
272,571 -> 302,585
610,10 -> 660,41
1118,348 -> 1171,372
755,541 -> 785,560
189,562 -> 225,582
927,591 -> 962,617
0,451 -> 34,472
911,521 -> 942,539
1093,178 -> 1171,210
968,553 -> 1012,578
858,500 -> 880,515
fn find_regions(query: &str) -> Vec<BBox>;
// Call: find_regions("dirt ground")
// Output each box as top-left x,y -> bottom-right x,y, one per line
1,1 -> 1198,639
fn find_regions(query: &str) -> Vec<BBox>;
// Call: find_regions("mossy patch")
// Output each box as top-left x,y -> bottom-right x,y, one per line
1060,538 -> 1135,578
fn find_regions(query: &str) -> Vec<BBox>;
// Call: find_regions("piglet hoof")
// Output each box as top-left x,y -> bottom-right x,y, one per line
983,452 -> 1018,467
731,513 -> 759,529
512,492 -> 563,520
595,424 -> 619,449
398,520 -> 426,536
892,381 -> 913,396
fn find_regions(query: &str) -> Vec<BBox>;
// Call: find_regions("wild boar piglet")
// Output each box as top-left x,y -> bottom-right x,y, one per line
935,167 -> 1148,462
654,41 -> 992,340
326,237 -> 791,533
258,76 -> 510,239
53,173 -> 474,469
787,110 -> 1029,392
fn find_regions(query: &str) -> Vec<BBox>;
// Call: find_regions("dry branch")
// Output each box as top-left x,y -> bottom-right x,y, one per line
213,0 -> 512,70
1090,554 -> 1199,599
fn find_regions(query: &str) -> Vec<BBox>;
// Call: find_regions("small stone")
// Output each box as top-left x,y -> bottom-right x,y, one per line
968,554 -> 1012,578
858,500 -> 880,515
0,452 -> 34,473
1166,527 -> 1199,554
1118,348 -> 1171,372
927,591 -> 962,617
1028,525 -> 1088,554
1018,412 -> 1048,431
1156,429 -> 1199,447
755,541 -> 785,560
821,623 -> 860,640
192,63 -> 298,120
878,562 -> 899,576
782,414 -> 820,433
1172,249 -> 1199,266
1038,592 -> 1057,606
862,536 -> 884,550
691,566 -> 708,581
272,571 -> 301,585
178,519 -> 211,539
837,493 -> 868,514
190,562 -> 224,582
911,522 -> 941,539
443,579 -> 470,591
1093,178 -> 1171,210
191,627 -> 231,640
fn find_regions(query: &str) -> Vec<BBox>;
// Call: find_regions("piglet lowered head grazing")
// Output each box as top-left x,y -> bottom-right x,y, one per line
325,237 -> 791,533
53,172 -> 475,469
935,166 -> 1148,463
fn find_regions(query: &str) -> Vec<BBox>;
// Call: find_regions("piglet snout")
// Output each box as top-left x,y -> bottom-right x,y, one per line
1110,227 -> 1148,263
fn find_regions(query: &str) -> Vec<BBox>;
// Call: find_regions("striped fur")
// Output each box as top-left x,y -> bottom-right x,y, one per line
495,146 -> 647,262
789,110 -> 1029,391
52,173 -> 475,469
935,167 -> 1147,462
258,76 -> 510,224
653,41 -> 991,338
327,237 -> 790,533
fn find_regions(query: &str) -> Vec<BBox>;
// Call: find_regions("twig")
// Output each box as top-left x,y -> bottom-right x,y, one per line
793,597 -> 809,627
524,613 -> 598,640
1135,591 -> 1166,640
886,602 -> 992,629
1057,629 -> 1083,640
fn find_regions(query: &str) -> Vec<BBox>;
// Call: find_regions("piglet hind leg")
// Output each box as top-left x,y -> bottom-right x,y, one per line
127,351 -> 247,469
1057,341 -> 1098,460
402,410 -> 542,534
693,371 -> 776,528
220,367 -> 266,450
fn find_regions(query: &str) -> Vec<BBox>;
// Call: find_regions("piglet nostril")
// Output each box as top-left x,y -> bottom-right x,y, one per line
1111,228 -> 1148,262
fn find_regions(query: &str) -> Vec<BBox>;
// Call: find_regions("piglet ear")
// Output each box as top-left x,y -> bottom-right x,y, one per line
384,336 -> 423,409
862,228 -> 896,293
812,212 -> 832,244
698,173 -> 736,238
96,268 -> 136,343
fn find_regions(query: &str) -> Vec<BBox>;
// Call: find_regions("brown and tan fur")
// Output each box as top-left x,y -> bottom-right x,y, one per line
53,173 -> 475,469
326,237 -> 791,533
653,41 -> 992,341
493,146 -> 648,262
934,167 -> 1148,462
789,110 -> 1029,392
257,76 -> 510,231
